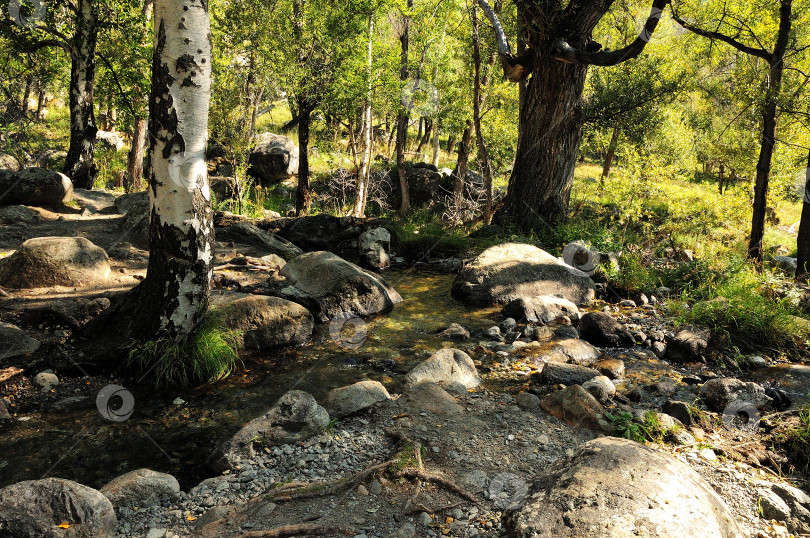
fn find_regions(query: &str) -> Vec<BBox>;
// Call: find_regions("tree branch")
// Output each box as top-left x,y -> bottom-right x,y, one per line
670,6 -> 770,60
552,0 -> 669,66
476,0 -> 532,82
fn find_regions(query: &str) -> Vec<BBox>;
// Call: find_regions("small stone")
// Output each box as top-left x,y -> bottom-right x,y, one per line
369,480 -> 382,495
356,485 -> 369,496
419,512 -> 433,525
620,299 -> 637,308
699,448 -> 717,461
500,318 -> 517,332
172,397 -> 186,406
34,372 -> 59,391
516,392 -> 540,411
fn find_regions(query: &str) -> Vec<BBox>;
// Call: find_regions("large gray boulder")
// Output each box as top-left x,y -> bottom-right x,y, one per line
358,227 -> 391,270
222,295 -> 313,349
114,190 -> 148,215
578,312 -> 634,348
451,243 -> 595,306
95,130 -> 124,152
208,390 -> 329,473
666,326 -> 710,362
0,168 -> 73,206
72,188 -> 117,214
272,251 -> 402,322
99,468 -> 180,508
552,338 -> 600,365
0,478 -> 117,537
406,166 -> 444,206
324,380 -> 391,418
536,361 -> 599,386
0,205 -> 40,225
0,322 -> 40,360
215,221 -> 302,259
0,153 -> 20,171
701,377 -> 772,413
502,295 -> 579,324
119,196 -> 150,248
247,133 -> 299,185
0,237 -> 110,288
404,348 -> 481,390
540,384 -> 607,431
504,437 -> 745,537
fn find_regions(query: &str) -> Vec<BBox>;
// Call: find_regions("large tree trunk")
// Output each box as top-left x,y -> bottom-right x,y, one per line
795,150 -> 810,282
395,0 -> 413,216
134,0 -> 213,340
296,97 -> 312,216
472,5 -> 495,224
454,121 -> 473,202
63,0 -> 99,190
126,118 -> 148,192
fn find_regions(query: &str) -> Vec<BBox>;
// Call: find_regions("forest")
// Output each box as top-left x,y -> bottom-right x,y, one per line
0,0 -> 810,537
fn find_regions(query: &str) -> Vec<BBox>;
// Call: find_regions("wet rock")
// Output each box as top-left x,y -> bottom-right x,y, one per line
99,469 -> 180,508
324,380 -> 390,418
215,221 -> 302,259
581,375 -> 616,403
248,133 -> 299,185
208,390 -> 329,472
662,400 -> 693,426
552,339 -> 600,365
504,437 -> 745,537
0,205 -> 40,225
222,295 -> 313,349
451,243 -> 595,306
651,341 -> 667,358
593,358 -> 625,379
271,251 -> 402,322
766,388 -> 792,411
358,227 -> 391,270
501,295 -> 579,324
0,322 -> 40,360
436,323 -> 470,341
578,312 -> 634,348
666,326 -> 710,363
701,378 -> 772,413
553,325 -> 579,340
405,348 -> 481,390
536,361 -> 599,386
0,237 -> 110,288
0,168 -> 73,206
0,477 -> 117,537
539,385 -> 607,431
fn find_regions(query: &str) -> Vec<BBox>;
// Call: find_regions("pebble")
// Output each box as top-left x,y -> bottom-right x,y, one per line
418,512 -> 433,526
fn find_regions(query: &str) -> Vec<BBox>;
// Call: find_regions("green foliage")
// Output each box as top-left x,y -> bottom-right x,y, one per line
389,208 -> 470,259
127,313 -> 242,389
785,406 -> 810,474
605,410 -> 648,443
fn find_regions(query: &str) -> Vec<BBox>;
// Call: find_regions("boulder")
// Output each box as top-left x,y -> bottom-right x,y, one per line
755,481 -> 810,534
404,348 -> 481,390
208,390 -> 329,472
0,237 -> 110,288
436,323 -> 470,341
451,243 -> 595,306
395,382 -> 464,416
216,222 -> 302,259
0,152 -> 20,171
35,149 -> 67,170
0,168 -> 73,206
358,227 -> 391,270
222,295 -> 313,349
35,297 -> 111,329
114,190 -> 148,215
72,188 -> 117,213
0,323 -> 40,360
271,251 -> 402,322
536,361 -> 599,386
0,478 -> 117,537
701,378 -> 772,413
95,130 -> 125,152
503,437 -> 745,537
119,196 -> 150,248
501,295 -> 579,324
0,205 -> 40,225
539,384 -> 607,431
773,256 -> 798,276
247,133 -> 299,185
666,326 -> 710,362
552,339 -> 600,365
406,166 -> 444,206
99,469 -> 180,508
34,372 -> 59,391
324,380 -> 391,418
581,375 -> 616,403
578,312 -> 634,348
593,358 -> 625,379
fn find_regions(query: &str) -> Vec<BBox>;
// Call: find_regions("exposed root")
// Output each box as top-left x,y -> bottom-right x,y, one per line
396,469 -> 479,503
235,523 -> 343,537
265,459 -> 397,502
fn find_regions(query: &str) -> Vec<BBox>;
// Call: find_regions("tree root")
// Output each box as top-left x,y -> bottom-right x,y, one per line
235,523 -> 343,537
396,469 -> 478,503
265,459 -> 397,502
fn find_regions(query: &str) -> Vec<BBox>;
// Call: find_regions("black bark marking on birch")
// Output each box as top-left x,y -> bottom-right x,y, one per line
150,22 -> 184,161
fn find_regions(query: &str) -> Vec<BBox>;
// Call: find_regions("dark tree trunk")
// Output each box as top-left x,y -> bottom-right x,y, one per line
472,5 -> 495,224
416,118 -> 431,154
125,118 -> 147,192
395,0 -> 413,215
63,0 -> 99,190
795,150 -> 810,282
748,87 -> 782,262
21,75 -> 32,118
454,121 -> 473,201
296,97 -> 312,216
600,125 -> 619,185
446,133 -> 457,154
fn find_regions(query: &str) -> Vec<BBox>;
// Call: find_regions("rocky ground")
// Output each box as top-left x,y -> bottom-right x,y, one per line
1,178 -> 810,537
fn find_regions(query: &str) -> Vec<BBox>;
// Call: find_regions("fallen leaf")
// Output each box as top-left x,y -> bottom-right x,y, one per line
57,522 -> 70,529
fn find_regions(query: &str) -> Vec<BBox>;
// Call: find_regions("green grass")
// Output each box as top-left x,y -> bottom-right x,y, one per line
785,406 -> 810,474
127,312 -> 242,388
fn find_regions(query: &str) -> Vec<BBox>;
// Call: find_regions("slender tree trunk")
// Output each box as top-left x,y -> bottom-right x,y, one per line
747,0 -> 791,262
63,0 -> 99,190
600,125 -> 620,185
718,163 -> 725,195
795,151 -> 810,282
21,75 -> 32,118
36,86 -> 46,119
431,117 -> 440,167
395,0 -> 412,215
446,133 -> 456,154
454,121 -> 473,201
353,12 -> 374,218
416,119 -> 431,154
126,118 -> 147,192
296,98 -> 312,215
472,5 -> 495,224
134,0 -> 213,340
